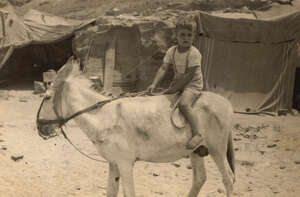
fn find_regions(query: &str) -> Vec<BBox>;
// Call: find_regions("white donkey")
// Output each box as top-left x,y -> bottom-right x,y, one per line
37,58 -> 235,197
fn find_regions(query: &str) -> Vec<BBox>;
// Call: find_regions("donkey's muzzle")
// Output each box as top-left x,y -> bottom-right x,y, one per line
37,120 -> 59,140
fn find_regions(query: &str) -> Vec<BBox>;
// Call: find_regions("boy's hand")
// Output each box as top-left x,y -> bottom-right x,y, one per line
146,84 -> 156,93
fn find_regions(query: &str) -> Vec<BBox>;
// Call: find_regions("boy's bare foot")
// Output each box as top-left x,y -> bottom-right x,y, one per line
186,133 -> 203,150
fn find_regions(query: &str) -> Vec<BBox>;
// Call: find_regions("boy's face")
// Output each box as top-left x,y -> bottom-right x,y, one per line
176,28 -> 195,48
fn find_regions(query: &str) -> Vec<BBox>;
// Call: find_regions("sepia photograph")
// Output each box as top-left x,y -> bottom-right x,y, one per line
0,0 -> 300,196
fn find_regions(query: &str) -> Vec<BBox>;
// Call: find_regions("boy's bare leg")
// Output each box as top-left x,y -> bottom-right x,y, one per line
179,90 -> 205,150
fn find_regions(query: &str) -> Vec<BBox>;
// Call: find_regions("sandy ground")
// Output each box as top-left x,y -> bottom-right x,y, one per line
1,84 -> 300,197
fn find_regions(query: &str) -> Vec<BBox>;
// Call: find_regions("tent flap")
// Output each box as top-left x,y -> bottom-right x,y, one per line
0,6 -> 95,70
199,37 -> 297,113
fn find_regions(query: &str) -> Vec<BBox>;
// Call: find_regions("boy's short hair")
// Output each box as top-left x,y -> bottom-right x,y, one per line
175,16 -> 197,32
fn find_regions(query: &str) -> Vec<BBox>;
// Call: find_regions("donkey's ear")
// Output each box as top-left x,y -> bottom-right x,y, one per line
55,56 -> 82,80
52,56 -> 77,89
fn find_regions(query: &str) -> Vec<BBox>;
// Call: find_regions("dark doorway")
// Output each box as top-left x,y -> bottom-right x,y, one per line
0,37 -> 73,90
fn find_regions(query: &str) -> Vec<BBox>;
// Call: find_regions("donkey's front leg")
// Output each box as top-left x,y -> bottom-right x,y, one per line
107,162 -> 120,197
118,160 -> 135,197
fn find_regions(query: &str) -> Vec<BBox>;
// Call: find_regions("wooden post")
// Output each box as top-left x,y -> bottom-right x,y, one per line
0,11 -> 5,38
103,33 -> 116,92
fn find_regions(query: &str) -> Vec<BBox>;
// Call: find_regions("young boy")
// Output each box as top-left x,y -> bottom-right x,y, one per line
147,16 -> 204,150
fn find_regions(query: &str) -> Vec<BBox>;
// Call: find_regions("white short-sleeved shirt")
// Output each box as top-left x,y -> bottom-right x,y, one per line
163,45 -> 203,94
163,45 -> 202,74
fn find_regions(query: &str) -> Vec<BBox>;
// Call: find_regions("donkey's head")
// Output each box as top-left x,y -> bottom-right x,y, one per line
36,57 -> 81,139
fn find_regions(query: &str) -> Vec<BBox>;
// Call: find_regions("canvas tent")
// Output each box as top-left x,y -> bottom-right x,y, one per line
196,11 -> 299,114
74,8 -> 300,115
0,5 -> 95,79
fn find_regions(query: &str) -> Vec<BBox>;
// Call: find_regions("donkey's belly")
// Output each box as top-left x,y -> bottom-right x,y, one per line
134,128 -> 192,163
138,144 -> 191,163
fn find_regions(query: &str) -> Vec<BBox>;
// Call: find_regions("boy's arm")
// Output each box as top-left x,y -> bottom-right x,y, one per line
187,48 -> 203,89
187,66 -> 203,90
149,63 -> 170,89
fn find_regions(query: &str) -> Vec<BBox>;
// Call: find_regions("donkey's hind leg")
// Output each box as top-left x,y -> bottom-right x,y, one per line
211,151 -> 234,197
107,162 -> 120,197
187,153 -> 207,197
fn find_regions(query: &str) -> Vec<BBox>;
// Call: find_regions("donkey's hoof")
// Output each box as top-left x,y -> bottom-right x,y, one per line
194,145 -> 209,157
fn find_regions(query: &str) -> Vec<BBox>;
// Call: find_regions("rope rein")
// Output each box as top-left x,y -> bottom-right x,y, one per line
60,126 -> 108,163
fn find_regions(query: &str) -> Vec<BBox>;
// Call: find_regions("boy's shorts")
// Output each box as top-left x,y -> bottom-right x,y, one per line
184,80 -> 202,96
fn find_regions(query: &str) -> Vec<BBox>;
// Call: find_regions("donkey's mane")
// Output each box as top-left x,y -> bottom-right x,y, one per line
71,74 -> 95,90
52,73 -> 100,114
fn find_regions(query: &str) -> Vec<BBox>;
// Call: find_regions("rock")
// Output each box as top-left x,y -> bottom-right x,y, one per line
106,7 -> 121,16
272,0 -> 293,5
11,154 -> 24,161
249,134 -> 258,140
89,76 -> 103,91
8,0 -> 31,7
217,188 -> 225,193
152,172 -> 160,177
156,7 -> 163,11
39,0 -> 49,6
279,164 -> 286,169
0,139 -> 4,142
269,185 -> 280,194
278,109 -> 288,116
0,0 -> 7,7
240,160 -> 255,167
295,160 -> 300,165
273,125 -> 281,132
171,162 -> 181,168
34,81 -> 46,94
267,144 -> 277,148
132,11 -> 139,16
1,145 -> 7,150
290,109 -> 299,116
0,90 -> 9,100
233,137 -> 242,141
258,150 -> 265,155
285,148 -> 291,151
19,97 -> 28,102
154,191 -> 164,195
186,165 -> 192,170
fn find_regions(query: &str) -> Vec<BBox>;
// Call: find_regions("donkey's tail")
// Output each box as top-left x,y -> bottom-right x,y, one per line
227,131 -> 235,182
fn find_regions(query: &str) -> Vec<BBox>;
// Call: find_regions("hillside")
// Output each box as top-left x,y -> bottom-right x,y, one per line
1,0 -> 295,19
